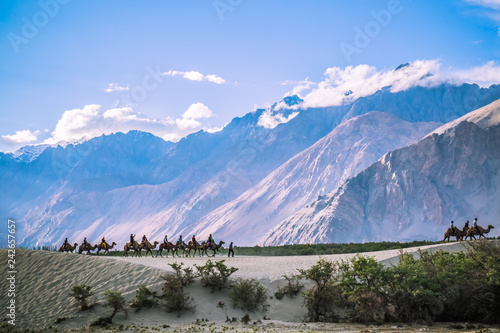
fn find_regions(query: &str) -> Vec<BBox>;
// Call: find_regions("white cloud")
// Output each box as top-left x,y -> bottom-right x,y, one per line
206,74 -> 226,84
104,83 -> 130,92
182,102 -> 214,119
43,103 -> 216,144
296,60 -> 441,108
257,109 -> 299,129
281,78 -> 316,97
1,129 -> 40,146
449,60 -> 500,86
465,0 -> 500,9
282,60 -> 500,109
163,70 -> 227,84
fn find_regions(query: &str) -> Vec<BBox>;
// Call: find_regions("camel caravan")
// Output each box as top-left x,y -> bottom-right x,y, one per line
443,218 -> 495,242
58,233 -> 227,258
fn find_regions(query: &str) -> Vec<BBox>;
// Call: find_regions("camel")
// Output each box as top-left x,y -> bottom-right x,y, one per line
156,241 -> 181,258
96,241 -> 117,255
141,240 -> 159,257
203,240 -> 225,257
443,226 -> 467,242
464,225 -> 495,240
59,242 -> 78,253
123,241 -> 142,257
185,240 -> 203,257
78,243 -> 98,254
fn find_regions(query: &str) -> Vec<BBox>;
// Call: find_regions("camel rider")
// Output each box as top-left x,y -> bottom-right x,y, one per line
63,238 -> 69,250
163,235 -> 168,246
473,218 -> 479,232
450,221 -> 455,235
178,235 -> 184,249
101,237 -> 107,249
83,237 -> 89,246
192,235 -> 198,246
130,234 -> 136,246
207,234 -> 214,248
465,220 -> 470,230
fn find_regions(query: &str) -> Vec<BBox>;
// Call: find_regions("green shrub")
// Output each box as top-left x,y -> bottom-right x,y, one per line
229,278 -> 268,312
241,313 -> 251,324
130,285 -> 157,311
337,255 -> 392,324
194,259 -> 238,292
160,273 -> 196,316
69,285 -> 94,311
103,290 -> 127,322
299,258 -> 341,322
168,262 -> 196,286
274,274 -> 304,300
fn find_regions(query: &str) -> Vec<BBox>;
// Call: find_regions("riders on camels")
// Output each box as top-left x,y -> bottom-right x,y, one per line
79,238 -> 97,254
101,237 -> 107,249
465,218 -> 495,240
178,235 -> 184,250
207,234 -> 214,248
59,239 -> 78,253
97,238 -> 116,254
444,217 -> 495,241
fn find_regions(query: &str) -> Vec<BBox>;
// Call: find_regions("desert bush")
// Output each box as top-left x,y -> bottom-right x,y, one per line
337,255 -> 392,324
194,259 -> 238,292
274,273 -> 304,300
69,285 -> 94,311
299,258 -> 341,322
168,262 -> 196,286
229,278 -> 268,312
160,273 -> 196,316
241,313 -> 251,324
130,285 -> 157,311
103,290 -> 127,321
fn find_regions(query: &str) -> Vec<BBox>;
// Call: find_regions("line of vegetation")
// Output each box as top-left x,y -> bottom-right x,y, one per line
298,240 -> 500,324
222,240 -> 442,256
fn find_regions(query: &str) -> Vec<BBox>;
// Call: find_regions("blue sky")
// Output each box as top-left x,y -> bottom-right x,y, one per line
1,0 -> 500,151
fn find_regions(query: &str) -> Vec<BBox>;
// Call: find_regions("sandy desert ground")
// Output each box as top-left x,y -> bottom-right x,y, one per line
1,241 -> 498,333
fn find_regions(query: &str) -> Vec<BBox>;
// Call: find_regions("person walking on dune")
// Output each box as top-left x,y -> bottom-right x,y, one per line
228,241 -> 234,257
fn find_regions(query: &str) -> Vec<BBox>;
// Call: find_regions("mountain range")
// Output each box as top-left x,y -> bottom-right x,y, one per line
262,99 -> 500,245
2,82 -> 500,247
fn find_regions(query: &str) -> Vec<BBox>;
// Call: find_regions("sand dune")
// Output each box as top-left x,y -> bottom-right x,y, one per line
0,242 -> 469,331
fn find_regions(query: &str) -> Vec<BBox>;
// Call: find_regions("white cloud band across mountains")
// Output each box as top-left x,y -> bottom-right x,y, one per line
41,102 -> 217,145
3,59 -> 500,152
283,59 -> 500,109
